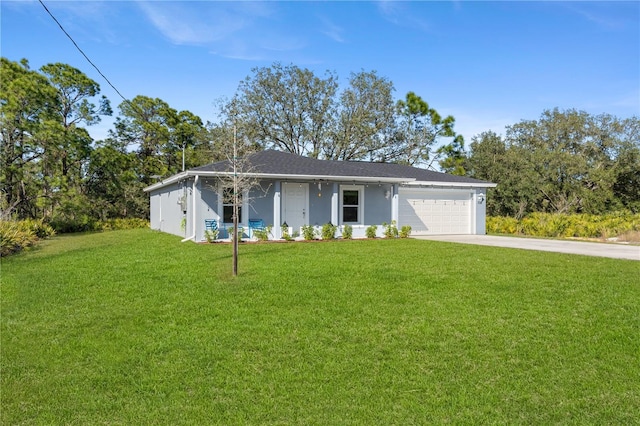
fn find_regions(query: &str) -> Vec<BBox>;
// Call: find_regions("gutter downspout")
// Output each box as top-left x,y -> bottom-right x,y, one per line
181,175 -> 199,242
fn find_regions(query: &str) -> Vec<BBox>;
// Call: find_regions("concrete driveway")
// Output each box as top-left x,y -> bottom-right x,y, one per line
414,235 -> 640,261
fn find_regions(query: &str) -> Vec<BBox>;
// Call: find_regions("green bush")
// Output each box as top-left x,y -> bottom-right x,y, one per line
204,229 -> 219,243
0,219 -> 55,257
301,225 -> 316,241
321,223 -> 337,240
253,225 -> 272,241
49,216 -> 96,233
342,224 -> 353,239
281,225 -> 293,241
50,217 -> 149,233
488,212 -> 640,239
382,221 -> 399,238
399,225 -> 412,238
98,218 -> 149,231
365,225 -> 378,239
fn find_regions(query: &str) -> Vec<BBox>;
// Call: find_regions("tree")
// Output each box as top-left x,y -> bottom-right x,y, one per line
393,92 -> 460,168
85,142 -> 144,219
208,120 -> 262,276
39,63 -> 111,221
466,109 -> 640,217
228,63 -> 337,158
324,70 -> 396,161
467,131 -> 537,217
0,58 -> 59,219
111,96 -> 206,183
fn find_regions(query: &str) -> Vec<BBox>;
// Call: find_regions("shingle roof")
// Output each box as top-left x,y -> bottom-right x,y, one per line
192,150 -> 491,185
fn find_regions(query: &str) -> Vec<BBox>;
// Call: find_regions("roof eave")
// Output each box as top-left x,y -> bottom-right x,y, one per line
144,171 -> 496,193
404,181 -> 497,188
143,171 -> 192,192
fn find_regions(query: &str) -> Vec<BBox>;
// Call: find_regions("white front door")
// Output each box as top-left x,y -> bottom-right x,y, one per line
282,182 -> 308,232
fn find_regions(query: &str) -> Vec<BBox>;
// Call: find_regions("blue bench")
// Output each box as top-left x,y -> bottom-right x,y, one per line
248,219 -> 265,238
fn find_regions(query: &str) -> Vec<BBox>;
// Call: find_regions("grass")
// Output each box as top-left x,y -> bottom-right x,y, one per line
2,229 -> 639,424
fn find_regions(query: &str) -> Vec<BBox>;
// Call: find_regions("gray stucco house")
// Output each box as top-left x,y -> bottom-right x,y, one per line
144,150 -> 496,241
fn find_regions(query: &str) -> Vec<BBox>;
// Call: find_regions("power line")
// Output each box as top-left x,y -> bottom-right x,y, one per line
38,0 -> 129,104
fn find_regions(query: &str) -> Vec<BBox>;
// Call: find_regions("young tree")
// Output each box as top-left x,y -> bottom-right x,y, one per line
209,121 -> 262,276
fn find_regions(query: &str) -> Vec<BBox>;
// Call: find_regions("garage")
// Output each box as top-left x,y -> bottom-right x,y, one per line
398,188 -> 472,235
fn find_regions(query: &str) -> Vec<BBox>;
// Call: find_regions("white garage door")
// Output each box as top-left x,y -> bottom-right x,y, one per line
399,188 -> 472,235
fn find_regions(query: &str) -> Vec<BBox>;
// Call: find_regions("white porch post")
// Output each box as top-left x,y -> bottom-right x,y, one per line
331,183 -> 339,225
273,181 -> 281,239
391,184 -> 399,224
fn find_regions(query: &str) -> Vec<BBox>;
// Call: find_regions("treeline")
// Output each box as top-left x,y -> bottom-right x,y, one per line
2,57 -> 639,232
462,110 -> 640,217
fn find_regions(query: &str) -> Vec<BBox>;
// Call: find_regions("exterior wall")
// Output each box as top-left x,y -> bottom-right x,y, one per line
149,177 -> 490,241
309,182 -> 333,226
473,188 -> 488,235
149,181 -> 187,238
249,180 -> 276,226
197,178 -> 220,241
363,184 -> 393,226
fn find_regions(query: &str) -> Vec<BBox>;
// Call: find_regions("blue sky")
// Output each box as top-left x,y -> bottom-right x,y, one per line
2,1 -> 639,146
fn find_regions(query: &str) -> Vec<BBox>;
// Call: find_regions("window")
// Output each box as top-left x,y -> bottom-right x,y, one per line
222,188 -> 241,223
341,185 -> 363,224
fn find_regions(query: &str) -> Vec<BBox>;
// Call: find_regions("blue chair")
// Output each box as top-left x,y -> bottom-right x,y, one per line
205,219 -> 218,231
248,219 -> 265,238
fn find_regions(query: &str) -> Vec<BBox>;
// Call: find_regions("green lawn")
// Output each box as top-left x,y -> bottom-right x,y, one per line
2,229 -> 639,424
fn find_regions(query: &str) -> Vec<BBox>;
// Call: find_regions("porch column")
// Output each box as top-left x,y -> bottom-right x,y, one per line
391,184 -> 399,224
273,180 -> 281,239
331,183 -> 339,225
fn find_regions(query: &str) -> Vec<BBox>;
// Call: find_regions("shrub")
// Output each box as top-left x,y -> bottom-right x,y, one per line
382,220 -> 399,238
301,225 -> 316,241
365,225 -> 378,239
22,219 -> 56,239
0,219 -> 55,257
98,218 -> 149,231
253,225 -> 272,241
399,225 -> 412,238
342,224 -> 353,239
204,229 -> 219,243
281,225 -> 292,241
487,212 -> 640,239
49,216 -> 96,233
321,223 -> 337,240
50,217 -> 149,233
227,226 -> 244,241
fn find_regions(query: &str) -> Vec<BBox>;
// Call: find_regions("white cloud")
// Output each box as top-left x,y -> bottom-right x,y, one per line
136,2 -> 248,45
318,15 -> 345,43
375,0 -> 432,33
136,2 -> 310,61
568,4 -> 628,31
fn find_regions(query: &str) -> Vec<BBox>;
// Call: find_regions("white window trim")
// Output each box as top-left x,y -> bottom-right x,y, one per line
218,183 -> 245,226
340,185 -> 364,225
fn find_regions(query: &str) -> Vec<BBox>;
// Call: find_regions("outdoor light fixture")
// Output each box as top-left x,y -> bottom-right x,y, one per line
385,190 -> 391,200
478,193 -> 485,204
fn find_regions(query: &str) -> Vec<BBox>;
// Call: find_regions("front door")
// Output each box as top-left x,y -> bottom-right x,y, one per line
282,182 -> 308,233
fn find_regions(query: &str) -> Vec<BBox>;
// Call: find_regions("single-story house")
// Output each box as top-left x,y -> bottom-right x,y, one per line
144,149 -> 496,241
